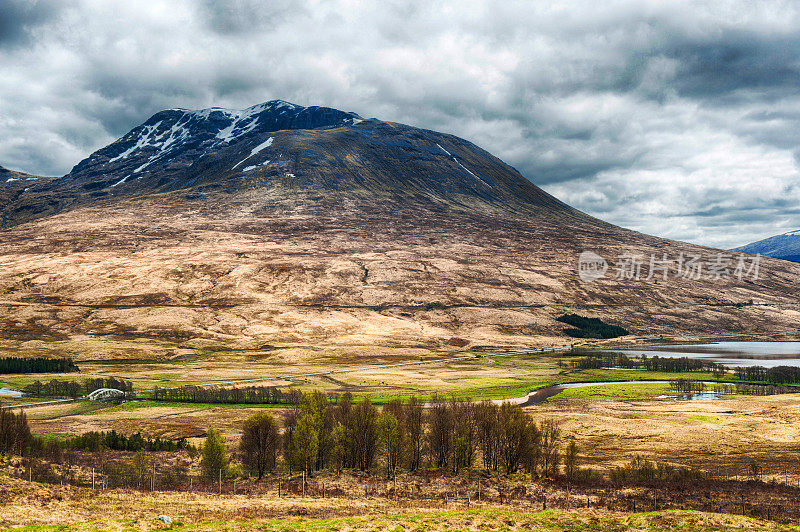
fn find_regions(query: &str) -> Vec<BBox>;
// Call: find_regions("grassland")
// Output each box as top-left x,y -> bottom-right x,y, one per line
6,341 -> 800,530
0,345 -> 729,404
546,382 -> 673,402
10,509 -> 798,531
2,472 -> 799,531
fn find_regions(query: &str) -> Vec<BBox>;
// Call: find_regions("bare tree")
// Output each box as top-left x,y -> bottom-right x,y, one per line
476,401 -> 499,471
240,411 -> 279,480
427,395 -> 452,469
347,397 -> 378,471
540,419 -> 561,478
451,398 -> 477,472
404,396 -> 423,471
497,402 -> 529,474
378,412 -> 402,478
563,438 -> 579,481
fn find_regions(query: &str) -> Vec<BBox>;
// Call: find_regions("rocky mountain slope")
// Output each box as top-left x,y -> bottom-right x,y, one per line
1,100 -> 799,354
734,230 -> 800,263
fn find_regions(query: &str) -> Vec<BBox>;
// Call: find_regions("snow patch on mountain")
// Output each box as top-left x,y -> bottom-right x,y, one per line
111,175 -> 130,187
242,160 -> 270,172
232,137 -> 274,170
436,143 -> 491,187
109,121 -> 163,163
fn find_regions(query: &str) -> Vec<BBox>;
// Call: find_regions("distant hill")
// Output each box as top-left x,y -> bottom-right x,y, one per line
733,231 -> 800,263
0,165 -> 54,227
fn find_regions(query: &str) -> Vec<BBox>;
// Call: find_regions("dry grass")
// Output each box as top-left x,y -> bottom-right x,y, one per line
0,192 -> 799,355
528,392 -> 800,477
1,473 -> 799,531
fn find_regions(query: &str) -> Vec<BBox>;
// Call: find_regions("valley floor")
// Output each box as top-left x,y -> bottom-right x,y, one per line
6,339 -> 800,529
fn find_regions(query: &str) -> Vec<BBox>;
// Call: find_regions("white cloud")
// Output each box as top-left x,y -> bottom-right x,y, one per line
1,0 -> 800,248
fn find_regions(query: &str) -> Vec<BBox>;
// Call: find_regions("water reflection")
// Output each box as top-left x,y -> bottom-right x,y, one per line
612,341 -> 800,367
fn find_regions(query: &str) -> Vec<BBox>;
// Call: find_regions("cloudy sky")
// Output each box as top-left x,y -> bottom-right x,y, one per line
2,0 -> 800,248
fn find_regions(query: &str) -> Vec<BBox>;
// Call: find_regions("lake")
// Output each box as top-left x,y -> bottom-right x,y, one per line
612,341 -> 800,368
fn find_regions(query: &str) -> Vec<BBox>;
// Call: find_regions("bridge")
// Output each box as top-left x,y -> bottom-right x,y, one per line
86,388 -> 128,401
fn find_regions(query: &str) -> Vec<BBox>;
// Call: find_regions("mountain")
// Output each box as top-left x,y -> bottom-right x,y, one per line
0,99 -> 799,353
733,231 -> 800,263
3,99 -> 577,227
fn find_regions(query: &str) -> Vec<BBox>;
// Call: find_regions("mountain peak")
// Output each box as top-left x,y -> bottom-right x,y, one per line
65,99 -> 362,182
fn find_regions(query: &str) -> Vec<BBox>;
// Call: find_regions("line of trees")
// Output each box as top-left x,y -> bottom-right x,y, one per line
670,379 -> 708,393
574,353 -> 725,375
709,382 -> 798,396
734,365 -> 800,385
0,356 -> 79,374
576,354 -> 800,386
68,430 -> 193,452
151,385 -> 303,405
22,377 -> 133,398
669,379 -> 800,396
228,392 -> 586,482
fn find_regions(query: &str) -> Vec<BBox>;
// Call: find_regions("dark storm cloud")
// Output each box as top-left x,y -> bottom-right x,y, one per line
666,35 -> 800,99
2,0 -> 800,247
0,0 -> 62,48
200,0 -> 304,35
